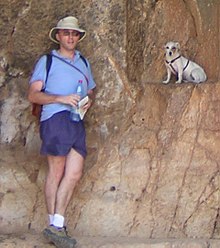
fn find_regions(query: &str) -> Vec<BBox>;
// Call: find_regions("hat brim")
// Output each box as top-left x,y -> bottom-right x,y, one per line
49,27 -> 86,44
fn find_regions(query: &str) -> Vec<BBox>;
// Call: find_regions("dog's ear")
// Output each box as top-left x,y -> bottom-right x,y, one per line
164,43 -> 169,50
175,42 -> 180,50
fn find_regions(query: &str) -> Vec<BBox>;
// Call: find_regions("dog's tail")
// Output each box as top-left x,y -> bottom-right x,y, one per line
190,68 -> 207,83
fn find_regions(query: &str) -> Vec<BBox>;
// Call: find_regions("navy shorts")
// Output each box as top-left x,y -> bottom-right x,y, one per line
40,111 -> 87,158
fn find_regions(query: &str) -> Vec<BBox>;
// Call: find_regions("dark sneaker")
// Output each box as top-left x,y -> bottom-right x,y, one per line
43,225 -> 77,248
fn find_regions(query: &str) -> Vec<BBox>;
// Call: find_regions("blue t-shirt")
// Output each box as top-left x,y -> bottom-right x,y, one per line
29,50 -> 96,121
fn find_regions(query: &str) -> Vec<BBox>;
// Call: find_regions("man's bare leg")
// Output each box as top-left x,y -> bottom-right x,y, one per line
55,148 -> 84,216
43,149 -> 83,247
45,155 -> 66,216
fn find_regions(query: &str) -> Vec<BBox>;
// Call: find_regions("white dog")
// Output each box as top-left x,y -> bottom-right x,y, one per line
163,41 -> 207,84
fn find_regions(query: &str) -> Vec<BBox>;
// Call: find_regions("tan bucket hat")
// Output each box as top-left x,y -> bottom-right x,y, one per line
49,16 -> 86,44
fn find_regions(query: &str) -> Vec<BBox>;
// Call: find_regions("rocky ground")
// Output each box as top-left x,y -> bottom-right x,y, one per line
0,231 -> 220,248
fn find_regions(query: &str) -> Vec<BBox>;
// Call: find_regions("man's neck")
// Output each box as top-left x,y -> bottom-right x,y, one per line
58,49 -> 75,59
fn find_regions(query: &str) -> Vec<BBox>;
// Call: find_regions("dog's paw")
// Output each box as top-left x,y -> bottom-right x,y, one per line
162,80 -> 169,84
175,80 -> 182,84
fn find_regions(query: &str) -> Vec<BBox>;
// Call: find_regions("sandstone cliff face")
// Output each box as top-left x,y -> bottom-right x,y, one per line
0,0 -> 219,240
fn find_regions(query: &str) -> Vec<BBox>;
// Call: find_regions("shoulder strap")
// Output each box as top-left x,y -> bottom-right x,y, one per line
51,54 -> 89,85
45,53 -> 52,83
79,54 -> 88,68
45,53 -> 86,81
41,54 -> 52,92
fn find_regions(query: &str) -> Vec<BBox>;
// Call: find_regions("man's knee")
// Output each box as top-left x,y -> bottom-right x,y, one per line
70,170 -> 83,182
47,156 -> 66,181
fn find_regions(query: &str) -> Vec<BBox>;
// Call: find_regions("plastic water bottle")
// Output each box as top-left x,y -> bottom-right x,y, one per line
70,80 -> 83,122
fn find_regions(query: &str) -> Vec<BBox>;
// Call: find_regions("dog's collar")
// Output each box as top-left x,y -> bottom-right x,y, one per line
166,55 -> 181,65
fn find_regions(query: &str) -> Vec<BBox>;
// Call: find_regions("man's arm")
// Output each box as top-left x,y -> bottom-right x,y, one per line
80,88 -> 96,111
88,88 -> 96,103
28,80 -> 80,107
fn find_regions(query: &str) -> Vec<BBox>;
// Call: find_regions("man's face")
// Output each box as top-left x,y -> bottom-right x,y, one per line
56,29 -> 80,51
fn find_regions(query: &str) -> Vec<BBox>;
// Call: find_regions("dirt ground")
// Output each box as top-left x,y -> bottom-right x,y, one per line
1,231 -> 220,248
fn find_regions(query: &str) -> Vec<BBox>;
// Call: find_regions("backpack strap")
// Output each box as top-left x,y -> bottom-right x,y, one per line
79,54 -> 88,68
45,53 -> 53,84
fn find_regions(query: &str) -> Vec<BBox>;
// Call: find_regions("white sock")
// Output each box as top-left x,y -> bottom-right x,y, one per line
49,214 -> 54,225
52,213 -> 64,228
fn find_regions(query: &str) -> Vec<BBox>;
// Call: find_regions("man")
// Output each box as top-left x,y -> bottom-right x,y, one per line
28,16 -> 96,248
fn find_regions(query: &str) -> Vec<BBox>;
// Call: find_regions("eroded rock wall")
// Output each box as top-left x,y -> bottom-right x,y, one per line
68,83 -> 220,239
0,0 -> 219,239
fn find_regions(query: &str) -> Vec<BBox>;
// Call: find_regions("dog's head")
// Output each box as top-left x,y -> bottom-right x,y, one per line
164,41 -> 180,58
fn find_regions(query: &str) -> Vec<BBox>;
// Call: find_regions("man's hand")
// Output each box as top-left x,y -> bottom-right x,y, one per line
56,94 -> 81,107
